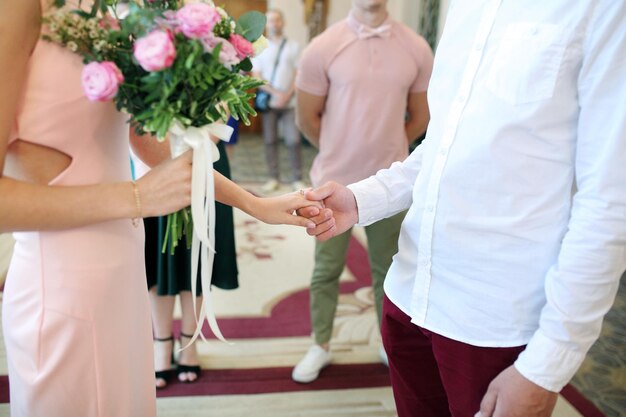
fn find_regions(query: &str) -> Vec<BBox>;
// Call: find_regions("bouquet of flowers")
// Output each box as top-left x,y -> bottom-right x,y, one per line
44,0 -> 267,247
43,0 -> 267,342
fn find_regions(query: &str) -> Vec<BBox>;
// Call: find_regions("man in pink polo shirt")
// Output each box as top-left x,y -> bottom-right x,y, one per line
292,0 -> 433,383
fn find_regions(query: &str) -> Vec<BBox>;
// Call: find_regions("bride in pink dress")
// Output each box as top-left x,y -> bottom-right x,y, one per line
0,1 -> 327,416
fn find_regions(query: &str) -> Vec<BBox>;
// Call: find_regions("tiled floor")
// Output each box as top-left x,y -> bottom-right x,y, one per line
227,133 -> 317,189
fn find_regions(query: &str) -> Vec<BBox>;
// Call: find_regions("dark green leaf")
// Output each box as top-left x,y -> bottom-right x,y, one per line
238,57 -> 253,72
71,10 -> 93,19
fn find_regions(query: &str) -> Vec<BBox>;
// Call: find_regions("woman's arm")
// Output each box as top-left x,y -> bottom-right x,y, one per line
0,0 -> 192,233
131,129 -> 325,229
214,171 -> 323,228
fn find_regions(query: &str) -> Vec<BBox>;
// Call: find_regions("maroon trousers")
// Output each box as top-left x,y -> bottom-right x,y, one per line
381,295 -> 525,417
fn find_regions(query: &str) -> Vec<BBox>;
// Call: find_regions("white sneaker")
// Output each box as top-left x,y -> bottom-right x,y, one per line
261,179 -> 279,193
379,346 -> 389,367
291,180 -> 307,191
292,345 -> 332,383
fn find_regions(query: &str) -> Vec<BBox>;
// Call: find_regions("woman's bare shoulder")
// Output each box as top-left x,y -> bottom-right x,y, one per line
0,0 -> 42,36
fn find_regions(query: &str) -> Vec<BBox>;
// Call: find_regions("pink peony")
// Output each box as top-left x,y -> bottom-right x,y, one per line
155,10 -> 179,32
177,3 -> 221,39
99,15 -> 120,31
81,61 -> 124,102
201,34 -> 240,69
229,34 -> 254,59
133,30 -> 177,72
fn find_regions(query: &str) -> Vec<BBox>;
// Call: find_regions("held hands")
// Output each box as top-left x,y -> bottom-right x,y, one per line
248,189 -> 329,229
251,181 -> 358,237
298,181 -> 359,241
475,366 -> 558,417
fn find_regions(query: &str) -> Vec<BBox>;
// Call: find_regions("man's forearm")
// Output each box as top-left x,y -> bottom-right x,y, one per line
299,121 -> 320,147
405,119 -> 428,144
296,115 -> 321,147
405,112 -> 429,144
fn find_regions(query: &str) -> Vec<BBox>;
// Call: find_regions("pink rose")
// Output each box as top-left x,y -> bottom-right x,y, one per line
133,30 -> 176,72
229,34 -> 254,59
155,10 -> 179,32
201,34 -> 240,69
99,15 -> 120,31
81,61 -> 124,102
177,3 -> 221,39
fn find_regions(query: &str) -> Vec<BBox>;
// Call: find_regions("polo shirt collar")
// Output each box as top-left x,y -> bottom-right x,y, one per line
346,10 -> 392,34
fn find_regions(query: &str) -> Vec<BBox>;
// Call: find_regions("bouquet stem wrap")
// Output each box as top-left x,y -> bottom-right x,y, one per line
169,120 -> 233,346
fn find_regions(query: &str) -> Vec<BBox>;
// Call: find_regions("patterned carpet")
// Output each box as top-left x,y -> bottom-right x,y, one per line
0,135 -> 623,416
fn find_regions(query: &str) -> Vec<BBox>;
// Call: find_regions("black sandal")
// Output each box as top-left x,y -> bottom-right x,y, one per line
154,335 -> 175,389
176,332 -> 201,383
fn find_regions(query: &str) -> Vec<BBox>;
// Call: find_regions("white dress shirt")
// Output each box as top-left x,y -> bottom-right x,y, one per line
348,0 -> 626,392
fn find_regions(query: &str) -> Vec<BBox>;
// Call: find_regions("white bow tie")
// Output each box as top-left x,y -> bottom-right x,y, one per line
357,24 -> 392,40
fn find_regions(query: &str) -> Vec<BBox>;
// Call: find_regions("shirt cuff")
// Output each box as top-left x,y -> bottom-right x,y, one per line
514,330 -> 587,392
347,178 -> 389,226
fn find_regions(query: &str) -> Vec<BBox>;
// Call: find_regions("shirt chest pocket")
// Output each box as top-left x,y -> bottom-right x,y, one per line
485,23 -> 568,105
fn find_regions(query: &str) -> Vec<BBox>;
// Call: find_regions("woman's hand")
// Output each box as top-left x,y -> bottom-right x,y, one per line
248,189 -> 331,229
136,150 -> 193,217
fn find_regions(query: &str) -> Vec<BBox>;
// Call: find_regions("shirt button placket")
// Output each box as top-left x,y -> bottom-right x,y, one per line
412,0 -> 503,327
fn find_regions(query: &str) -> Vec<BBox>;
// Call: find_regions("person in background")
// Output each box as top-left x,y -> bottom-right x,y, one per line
253,8 -> 304,193
292,0 -> 432,383
133,139 -> 238,389
301,1 -> 626,416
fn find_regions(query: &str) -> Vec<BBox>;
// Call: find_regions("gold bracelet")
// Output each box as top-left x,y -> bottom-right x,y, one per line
131,181 -> 142,228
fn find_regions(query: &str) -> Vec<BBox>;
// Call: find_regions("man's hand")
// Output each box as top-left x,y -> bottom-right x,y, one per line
273,92 -> 291,109
297,181 -> 359,241
476,366 -> 558,417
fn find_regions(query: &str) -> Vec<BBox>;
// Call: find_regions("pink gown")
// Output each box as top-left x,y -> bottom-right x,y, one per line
2,5 -> 156,417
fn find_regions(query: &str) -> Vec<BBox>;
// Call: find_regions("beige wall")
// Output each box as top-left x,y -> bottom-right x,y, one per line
268,0 -> 309,47
269,0 -> 424,47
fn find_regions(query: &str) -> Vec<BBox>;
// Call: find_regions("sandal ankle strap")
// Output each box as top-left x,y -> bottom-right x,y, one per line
154,335 -> 174,342
179,332 -> 195,339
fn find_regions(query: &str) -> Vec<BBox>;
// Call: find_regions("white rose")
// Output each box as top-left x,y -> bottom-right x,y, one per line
252,35 -> 269,56
216,7 -> 228,19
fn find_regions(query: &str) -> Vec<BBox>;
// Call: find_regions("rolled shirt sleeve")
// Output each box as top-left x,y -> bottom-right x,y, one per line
295,38 -> 330,96
410,35 -> 434,93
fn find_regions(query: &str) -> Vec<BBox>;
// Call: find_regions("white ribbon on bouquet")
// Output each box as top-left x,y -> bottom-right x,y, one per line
169,120 -> 233,347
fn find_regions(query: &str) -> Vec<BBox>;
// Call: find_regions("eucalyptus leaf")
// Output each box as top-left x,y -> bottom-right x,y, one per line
237,11 -> 266,42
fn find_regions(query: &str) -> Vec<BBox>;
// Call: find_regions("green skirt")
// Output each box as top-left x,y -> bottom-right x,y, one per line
145,141 -> 238,295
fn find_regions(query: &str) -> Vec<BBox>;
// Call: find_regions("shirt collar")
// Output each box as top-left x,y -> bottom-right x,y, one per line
346,11 -> 393,35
